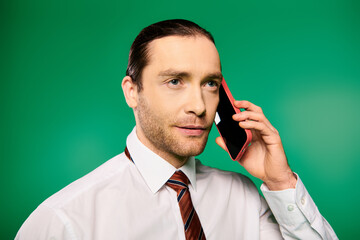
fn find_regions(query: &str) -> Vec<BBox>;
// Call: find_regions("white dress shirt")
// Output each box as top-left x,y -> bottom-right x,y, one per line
16,127 -> 338,239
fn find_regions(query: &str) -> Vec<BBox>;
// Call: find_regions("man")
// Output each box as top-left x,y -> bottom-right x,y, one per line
16,19 -> 338,239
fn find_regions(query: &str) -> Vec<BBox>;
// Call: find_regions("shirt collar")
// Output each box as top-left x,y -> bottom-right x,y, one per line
126,127 -> 197,194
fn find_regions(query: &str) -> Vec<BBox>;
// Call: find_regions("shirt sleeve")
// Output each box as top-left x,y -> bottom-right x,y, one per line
260,173 -> 338,240
15,204 -> 76,240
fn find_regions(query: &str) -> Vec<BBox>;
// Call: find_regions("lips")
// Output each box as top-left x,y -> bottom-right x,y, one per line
176,125 -> 207,136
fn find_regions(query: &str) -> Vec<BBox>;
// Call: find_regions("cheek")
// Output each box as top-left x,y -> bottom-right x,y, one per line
205,93 -> 219,117
147,95 -> 178,119
140,86 -> 182,121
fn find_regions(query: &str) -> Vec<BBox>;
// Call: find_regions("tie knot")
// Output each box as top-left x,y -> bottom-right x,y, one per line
166,171 -> 189,191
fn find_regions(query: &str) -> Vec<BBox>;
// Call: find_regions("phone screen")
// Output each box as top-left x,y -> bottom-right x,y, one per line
215,84 -> 248,160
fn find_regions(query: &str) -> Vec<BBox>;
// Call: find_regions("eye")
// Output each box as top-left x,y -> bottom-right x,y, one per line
205,80 -> 220,89
165,78 -> 183,89
207,81 -> 217,87
169,79 -> 180,85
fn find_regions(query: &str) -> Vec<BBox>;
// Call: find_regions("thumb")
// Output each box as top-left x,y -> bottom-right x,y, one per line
215,137 -> 227,151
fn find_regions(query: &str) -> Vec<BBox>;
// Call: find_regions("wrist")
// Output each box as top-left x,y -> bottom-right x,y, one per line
264,172 -> 297,191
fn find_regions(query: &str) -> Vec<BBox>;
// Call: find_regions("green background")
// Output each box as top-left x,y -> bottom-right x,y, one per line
2,0 -> 359,239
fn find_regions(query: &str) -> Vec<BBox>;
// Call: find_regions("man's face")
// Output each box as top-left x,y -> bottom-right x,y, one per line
134,35 -> 222,162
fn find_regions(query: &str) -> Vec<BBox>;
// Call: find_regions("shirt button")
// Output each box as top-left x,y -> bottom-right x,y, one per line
287,205 -> 294,211
301,198 -> 306,205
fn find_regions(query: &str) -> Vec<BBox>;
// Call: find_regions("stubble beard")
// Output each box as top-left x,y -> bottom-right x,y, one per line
136,95 -> 211,160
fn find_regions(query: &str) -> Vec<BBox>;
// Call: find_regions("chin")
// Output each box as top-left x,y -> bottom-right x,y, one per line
176,136 -> 208,157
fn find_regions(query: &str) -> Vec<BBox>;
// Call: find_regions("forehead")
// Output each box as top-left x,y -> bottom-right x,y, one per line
144,35 -> 221,75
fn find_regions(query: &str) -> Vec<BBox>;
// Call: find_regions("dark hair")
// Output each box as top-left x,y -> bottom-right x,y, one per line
126,19 -> 215,91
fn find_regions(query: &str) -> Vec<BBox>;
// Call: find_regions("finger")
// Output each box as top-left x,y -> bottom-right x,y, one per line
233,111 -> 263,122
233,111 -> 276,131
239,120 -> 274,137
233,100 -> 263,113
215,137 -> 227,151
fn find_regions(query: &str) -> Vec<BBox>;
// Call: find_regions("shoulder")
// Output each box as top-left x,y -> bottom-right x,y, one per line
38,152 -> 132,209
15,202 -> 69,239
17,152 -> 133,239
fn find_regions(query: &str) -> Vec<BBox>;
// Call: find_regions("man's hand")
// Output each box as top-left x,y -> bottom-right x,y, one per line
215,100 -> 297,191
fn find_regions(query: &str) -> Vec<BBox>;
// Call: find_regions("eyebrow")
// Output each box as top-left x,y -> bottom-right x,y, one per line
205,72 -> 223,81
158,69 -> 223,80
158,69 -> 190,78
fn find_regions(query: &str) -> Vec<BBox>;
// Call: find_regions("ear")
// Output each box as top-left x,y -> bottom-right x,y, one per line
122,76 -> 138,108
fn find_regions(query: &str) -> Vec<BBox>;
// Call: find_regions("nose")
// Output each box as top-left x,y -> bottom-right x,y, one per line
184,86 -> 206,117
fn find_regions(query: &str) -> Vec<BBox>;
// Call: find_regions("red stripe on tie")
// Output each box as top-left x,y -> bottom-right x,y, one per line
124,147 -> 134,163
166,171 -> 206,240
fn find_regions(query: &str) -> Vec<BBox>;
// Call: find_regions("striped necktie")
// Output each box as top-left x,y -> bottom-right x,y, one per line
166,171 -> 206,240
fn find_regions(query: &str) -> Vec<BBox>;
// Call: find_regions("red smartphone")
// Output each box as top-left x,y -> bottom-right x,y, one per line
214,78 -> 252,161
